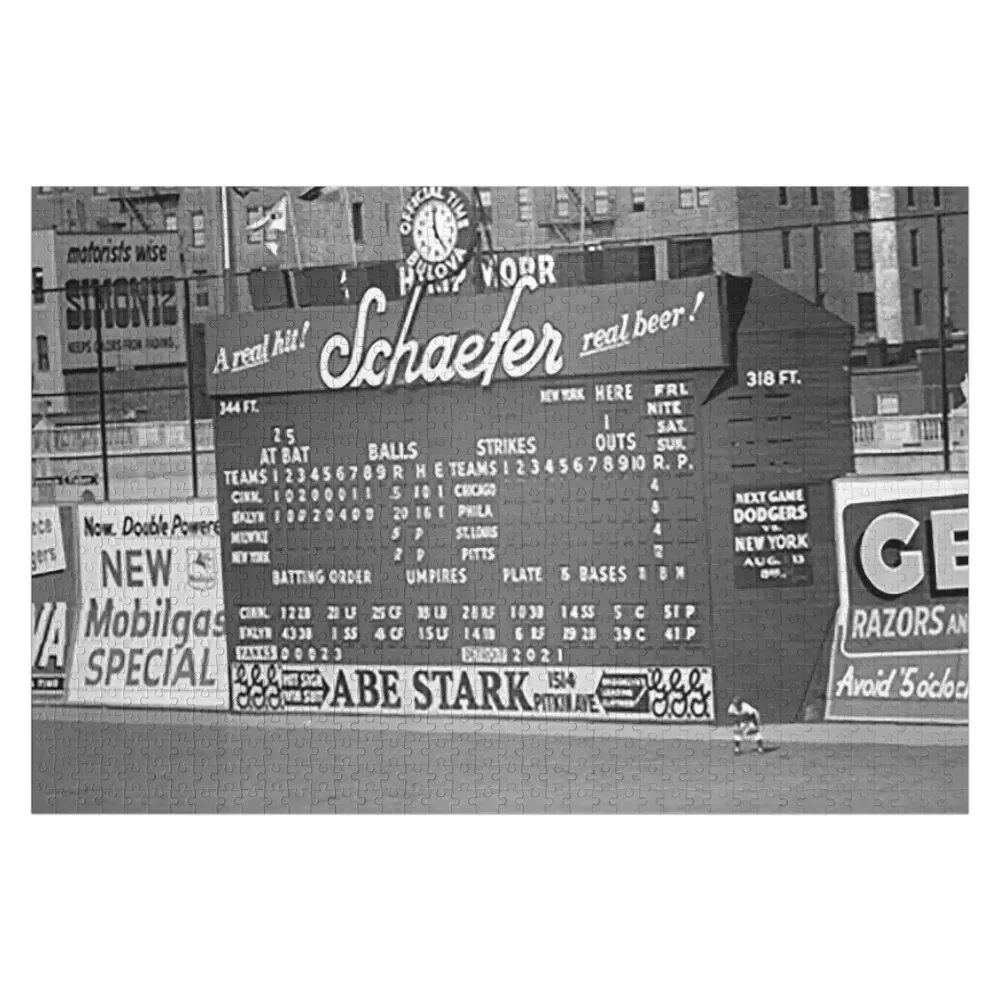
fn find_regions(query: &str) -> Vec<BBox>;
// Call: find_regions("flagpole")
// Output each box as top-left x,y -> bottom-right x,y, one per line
344,187 -> 358,267
285,191 -> 302,309
220,186 -> 233,315
286,190 -> 304,271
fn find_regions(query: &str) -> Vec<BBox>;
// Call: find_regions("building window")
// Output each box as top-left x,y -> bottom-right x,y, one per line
850,187 -> 870,213
933,187 -> 941,208
476,188 -> 493,224
554,187 -> 570,219
192,210 -> 206,247
943,289 -> 952,328
247,207 -> 263,243
853,231 -> 873,271
194,278 -> 210,309
517,187 -> 532,223
781,230 -> 792,269
910,229 -> 920,267
38,187 -> 53,194
913,288 -> 924,326
351,202 -> 364,242
810,187 -> 819,207
594,187 -> 610,216
164,209 -> 178,232
32,266 -> 45,304
778,187 -> 788,206
94,187 -> 108,196
128,186 -> 142,193
668,237 -> 714,279
906,187 -> 916,208
876,393 -> 900,416
857,292 -> 877,334
36,335 -> 50,373
680,187 -> 711,208
632,187 -> 646,212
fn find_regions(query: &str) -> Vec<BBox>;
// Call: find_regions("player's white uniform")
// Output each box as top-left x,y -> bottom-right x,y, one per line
727,699 -> 763,752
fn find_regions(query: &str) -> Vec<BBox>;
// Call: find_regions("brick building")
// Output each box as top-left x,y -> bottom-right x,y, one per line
31,186 -> 968,422
31,230 -> 66,416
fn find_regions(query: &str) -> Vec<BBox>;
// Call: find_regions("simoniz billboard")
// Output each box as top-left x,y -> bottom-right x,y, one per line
825,475 -> 968,723
56,233 -> 184,370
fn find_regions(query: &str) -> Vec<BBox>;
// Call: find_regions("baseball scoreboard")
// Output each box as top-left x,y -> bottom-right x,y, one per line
206,271 -> 855,722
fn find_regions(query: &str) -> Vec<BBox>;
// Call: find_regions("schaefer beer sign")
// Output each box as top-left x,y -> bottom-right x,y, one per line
825,476 -> 968,723
206,275 -> 726,397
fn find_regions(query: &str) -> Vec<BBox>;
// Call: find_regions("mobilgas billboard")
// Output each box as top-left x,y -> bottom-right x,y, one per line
825,476 -> 968,723
67,503 -> 229,709
56,233 -> 184,369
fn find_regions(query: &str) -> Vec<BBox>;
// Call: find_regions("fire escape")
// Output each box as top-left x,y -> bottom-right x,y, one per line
112,187 -> 181,232
538,187 -> 616,243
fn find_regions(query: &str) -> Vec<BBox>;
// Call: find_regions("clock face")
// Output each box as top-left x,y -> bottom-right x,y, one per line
412,200 -> 459,263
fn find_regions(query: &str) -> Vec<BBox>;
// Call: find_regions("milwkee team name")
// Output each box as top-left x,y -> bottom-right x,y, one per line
319,275 -> 564,391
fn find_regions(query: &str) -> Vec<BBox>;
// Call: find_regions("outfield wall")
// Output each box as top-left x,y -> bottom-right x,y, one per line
32,474 -> 968,723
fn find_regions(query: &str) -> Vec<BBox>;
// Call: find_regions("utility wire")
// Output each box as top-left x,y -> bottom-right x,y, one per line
33,209 -> 969,296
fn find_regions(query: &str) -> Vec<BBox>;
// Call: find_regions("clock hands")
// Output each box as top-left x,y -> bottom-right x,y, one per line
431,205 -> 446,248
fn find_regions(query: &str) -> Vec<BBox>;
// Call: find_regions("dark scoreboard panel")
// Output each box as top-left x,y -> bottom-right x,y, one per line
215,371 -> 718,719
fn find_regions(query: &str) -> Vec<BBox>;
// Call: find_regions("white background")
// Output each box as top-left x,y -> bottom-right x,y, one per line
4,4 -> 993,999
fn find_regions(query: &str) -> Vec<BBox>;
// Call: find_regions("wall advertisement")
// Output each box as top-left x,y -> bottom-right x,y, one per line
32,506 -> 66,576
825,476 -> 968,723
232,663 -> 715,722
67,503 -> 230,709
32,507 -> 78,701
55,233 -> 185,370
206,275 -> 727,398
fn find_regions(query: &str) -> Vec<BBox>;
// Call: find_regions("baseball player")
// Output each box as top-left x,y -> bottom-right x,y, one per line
727,696 -> 764,754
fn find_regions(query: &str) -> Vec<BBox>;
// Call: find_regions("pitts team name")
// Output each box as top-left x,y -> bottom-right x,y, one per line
319,275 -> 564,391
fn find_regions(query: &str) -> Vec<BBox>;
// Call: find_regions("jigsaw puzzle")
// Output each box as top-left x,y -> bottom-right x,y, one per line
31,186 -> 969,813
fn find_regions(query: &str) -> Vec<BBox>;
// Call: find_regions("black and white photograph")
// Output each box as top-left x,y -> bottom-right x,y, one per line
29,183 -> 969,813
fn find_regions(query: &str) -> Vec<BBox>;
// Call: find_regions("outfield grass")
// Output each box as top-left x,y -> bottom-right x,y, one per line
32,710 -> 967,813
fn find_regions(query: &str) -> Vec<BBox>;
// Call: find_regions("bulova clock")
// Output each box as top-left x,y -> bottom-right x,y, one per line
399,187 -> 475,281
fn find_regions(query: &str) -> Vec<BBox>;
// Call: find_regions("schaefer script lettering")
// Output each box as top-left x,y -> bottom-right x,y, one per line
319,275 -> 564,391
